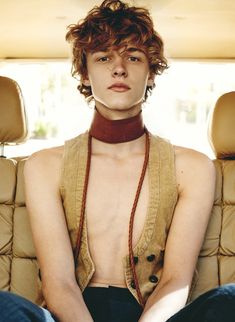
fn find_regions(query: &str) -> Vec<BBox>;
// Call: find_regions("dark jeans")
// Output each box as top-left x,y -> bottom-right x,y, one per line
83,286 -> 143,322
0,291 -> 54,322
167,284 -> 235,322
1,284 -> 235,322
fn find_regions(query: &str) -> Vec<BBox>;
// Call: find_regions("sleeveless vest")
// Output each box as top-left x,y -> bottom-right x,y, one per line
60,131 -> 178,304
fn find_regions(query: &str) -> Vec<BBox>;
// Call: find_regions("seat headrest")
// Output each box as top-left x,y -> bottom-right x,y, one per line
208,91 -> 235,159
0,76 -> 28,145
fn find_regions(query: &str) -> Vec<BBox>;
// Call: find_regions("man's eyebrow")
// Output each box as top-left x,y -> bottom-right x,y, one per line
90,47 -> 146,55
125,47 -> 146,54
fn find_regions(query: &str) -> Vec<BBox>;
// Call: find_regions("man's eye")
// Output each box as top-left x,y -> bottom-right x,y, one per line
128,56 -> 140,62
98,56 -> 109,62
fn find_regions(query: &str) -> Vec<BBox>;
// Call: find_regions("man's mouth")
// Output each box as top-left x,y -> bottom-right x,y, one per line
108,83 -> 130,92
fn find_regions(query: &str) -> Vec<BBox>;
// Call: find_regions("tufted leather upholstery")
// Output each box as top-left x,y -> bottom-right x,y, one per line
190,91 -> 235,301
0,157 -> 43,304
0,76 -> 234,305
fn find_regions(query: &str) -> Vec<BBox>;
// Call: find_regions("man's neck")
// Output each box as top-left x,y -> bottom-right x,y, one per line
91,134 -> 146,159
95,102 -> 142,120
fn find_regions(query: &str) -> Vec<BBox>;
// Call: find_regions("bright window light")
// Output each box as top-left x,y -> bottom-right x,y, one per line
0,59 -> 235,158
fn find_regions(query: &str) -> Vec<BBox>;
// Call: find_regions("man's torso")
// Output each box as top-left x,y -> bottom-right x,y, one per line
46,135 -> 182,288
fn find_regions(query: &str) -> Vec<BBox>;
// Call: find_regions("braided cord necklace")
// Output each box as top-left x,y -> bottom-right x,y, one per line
74,129 -> 150,307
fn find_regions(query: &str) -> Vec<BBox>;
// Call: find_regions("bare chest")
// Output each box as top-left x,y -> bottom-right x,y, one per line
86,154 -> 149,255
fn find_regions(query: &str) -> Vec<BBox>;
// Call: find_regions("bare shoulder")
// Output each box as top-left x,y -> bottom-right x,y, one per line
174,145 -> 216,195
24,145 -> 64,171
174,145 -> 214,169
24,145 -> 65,188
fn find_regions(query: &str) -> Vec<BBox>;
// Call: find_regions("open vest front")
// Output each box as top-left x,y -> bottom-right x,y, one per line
60,132 -> 178,304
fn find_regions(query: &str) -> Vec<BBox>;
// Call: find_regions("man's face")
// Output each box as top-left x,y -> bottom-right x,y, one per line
83,45 -> 154,117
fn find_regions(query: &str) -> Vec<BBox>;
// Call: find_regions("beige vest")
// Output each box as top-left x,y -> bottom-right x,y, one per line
60,132 -> 178,304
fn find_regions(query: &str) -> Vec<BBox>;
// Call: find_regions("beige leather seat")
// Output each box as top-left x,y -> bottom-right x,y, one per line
0,75 -> 235,305
0,76 -> 43,305
191,91 -> 235,300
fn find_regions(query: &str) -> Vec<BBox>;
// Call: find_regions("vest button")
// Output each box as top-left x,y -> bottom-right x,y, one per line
131,280 -> 136,289
134,256 -> 138,264
149,275 -> 158,283
147,254 -> 156,262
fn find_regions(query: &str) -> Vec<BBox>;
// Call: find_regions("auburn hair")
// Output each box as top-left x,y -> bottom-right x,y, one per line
66,0 -> 168,101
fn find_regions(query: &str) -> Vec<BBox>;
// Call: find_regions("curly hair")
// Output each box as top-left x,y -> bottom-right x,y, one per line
66,0 -> 168,101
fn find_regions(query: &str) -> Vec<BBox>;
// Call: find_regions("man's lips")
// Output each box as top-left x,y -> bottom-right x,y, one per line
108,83 -> 130,92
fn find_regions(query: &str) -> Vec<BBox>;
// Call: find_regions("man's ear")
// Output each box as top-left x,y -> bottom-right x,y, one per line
82,76 -> 91,87
147,74 -> 155,87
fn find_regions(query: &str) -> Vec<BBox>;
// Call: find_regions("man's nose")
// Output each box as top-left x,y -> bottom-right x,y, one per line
112,58 -> 127,78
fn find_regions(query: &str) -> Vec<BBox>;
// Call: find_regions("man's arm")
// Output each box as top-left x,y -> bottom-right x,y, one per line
24,148 -> 93,322
139,148 -> 216,322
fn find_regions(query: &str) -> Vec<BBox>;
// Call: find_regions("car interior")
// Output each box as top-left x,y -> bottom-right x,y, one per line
0,0 -> 235,308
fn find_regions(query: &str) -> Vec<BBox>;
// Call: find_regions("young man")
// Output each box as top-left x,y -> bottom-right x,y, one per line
1,1 -> 235,322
